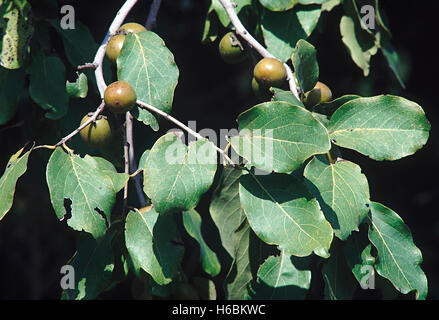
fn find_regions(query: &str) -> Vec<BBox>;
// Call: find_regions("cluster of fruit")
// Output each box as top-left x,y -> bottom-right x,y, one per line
218,32 -> 332,107
80,23 -> 146,147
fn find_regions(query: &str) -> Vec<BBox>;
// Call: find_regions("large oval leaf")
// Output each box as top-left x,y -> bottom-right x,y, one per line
183,209 -> 221,277
143,133 -> 217,214
209,166 -> 245,257
46,148 -> 116,239
367,202 -> 428,300
239,172 -> 333,257
328,95 -> 431,161
125,208 -> 184,285
261,5 -> 321,62
230,101 -> 331,173
118,31 -> 179,131
304,156 -> 370,240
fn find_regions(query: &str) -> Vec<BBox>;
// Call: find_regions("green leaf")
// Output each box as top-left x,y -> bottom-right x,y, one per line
143,133 -> 217,214
261,5 -> 321,62
249,252 -> 311,299
312,94 -> 360,117
46,148 -> 116,239
117,31 -> 179,131
292,39 -> 319,93
367,202 -> 428,300
202,11 -> 219,44
62,230 -> 115,300
272,88 -> 305,108
328,95 -> 431,161
0,145 -> 33,221
182,209 -> 221,277
322,239 -> 358,299
0,0 -> 33,69
339,1 -> 378,76
239,172 -> 333,258
125,207 -> 184,285
304,156 -> 370,240
230,101 -> 331,173
0,65 -> 25,124
209,166 -> 245,257
322,0 -> 341,11
27,53 -> 69,119
66,73 -> 88,99
192,277 -> 217,300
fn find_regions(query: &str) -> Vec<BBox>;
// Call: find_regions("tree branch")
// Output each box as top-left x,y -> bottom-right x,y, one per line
126,112 -> 148,207
145,0 -> 162,30
217,0 -> 301,99
136,100 -> 235,166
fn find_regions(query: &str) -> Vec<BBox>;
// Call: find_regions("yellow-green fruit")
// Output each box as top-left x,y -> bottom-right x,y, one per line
118,22 -> 147,34
253,57 -> 287,88
303,81 -> 332,107
218,32 -> 247,64
80,114 -> 113,147
252,77 -> 272,102
104,81 -> 137,114
106,34 -> 126,64
172,282 -> 199,300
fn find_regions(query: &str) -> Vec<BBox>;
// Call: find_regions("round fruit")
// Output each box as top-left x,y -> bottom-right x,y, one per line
303,81 -> 332,107
80,114 -> 113,147
172,282 -> 199,300
218,32 -> 247,64
118,22 -> 147,34
252,77 -> 272,102
104,81 -> 137,114
253,57 -> 287,88
106,34 -> 126,64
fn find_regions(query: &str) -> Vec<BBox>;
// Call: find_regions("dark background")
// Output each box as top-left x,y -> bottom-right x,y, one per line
0,0 -> 438,299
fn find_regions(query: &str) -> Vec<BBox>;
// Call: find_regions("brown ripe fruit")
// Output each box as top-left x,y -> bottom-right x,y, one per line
218,32 -> 247,64
80,114 -> 113,147
303,81 -> 333,107
106,34 -> 126,64
118,22 -> 147,34
104,81 -> 137,114
253,57 -> 287,88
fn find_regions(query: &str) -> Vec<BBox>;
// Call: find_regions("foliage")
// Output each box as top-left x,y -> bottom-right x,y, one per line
0,0 -> 430,300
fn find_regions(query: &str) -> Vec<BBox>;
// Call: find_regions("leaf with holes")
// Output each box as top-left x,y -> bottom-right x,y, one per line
304,156 -> 370,240
367,202 -> 428,300
117,31 -> 179,131
239,172 -> 333,258
143,133 -> 217,214
328,95 -> 431,161
230,101 -> 330,173
46,148 -> 116,239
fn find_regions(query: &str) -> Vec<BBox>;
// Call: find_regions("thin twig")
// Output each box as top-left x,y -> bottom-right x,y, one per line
145,0 -> 162,30
217,0 -> 301,99
126,112 -> 148,207
136,100 -> 235,166
54,101 -> 106,147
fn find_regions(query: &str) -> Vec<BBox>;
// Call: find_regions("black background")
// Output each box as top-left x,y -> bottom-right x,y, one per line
0,0 -> 438,300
